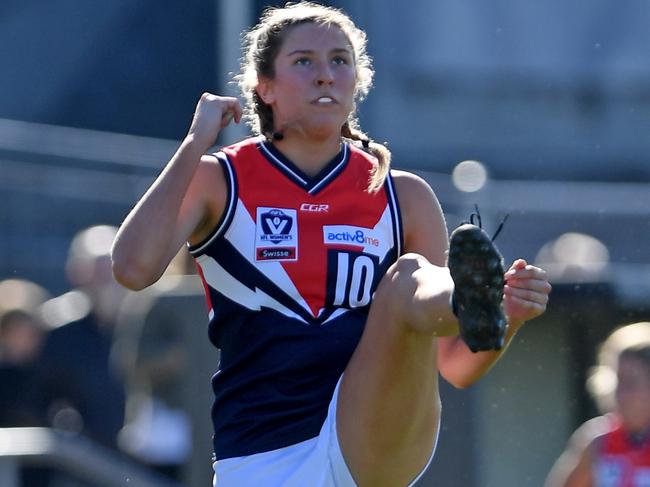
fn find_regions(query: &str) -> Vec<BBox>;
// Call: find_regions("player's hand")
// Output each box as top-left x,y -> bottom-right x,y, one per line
503,259 -> 551,329
187,93 -> 243,151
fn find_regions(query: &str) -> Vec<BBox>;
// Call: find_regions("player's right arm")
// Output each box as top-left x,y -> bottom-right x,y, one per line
553,441 -> 594,487
111,93 -> 242,290
545,419 -> 605,487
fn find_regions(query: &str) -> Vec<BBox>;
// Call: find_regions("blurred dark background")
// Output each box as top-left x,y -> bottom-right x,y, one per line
1,1 -> 649,486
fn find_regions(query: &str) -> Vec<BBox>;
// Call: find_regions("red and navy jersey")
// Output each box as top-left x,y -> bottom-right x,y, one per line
188,136 -> 403,460
594,415 -> 650,487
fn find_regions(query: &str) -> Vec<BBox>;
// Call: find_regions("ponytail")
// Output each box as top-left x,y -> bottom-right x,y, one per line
341,121 -> 391,193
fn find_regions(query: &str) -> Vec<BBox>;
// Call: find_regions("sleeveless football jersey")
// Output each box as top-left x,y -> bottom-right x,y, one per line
188,136 -> 403,460
594,415 -> 650,487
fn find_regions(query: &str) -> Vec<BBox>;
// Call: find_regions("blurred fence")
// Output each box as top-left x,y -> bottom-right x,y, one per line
0,427 -> 186,487
2,116 -> 648,294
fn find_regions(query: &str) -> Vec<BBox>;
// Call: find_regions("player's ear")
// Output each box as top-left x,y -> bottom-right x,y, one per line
255,77 -> 275,105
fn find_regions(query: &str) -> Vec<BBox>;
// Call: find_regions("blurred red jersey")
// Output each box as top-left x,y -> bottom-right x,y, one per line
595,415 -> 650,487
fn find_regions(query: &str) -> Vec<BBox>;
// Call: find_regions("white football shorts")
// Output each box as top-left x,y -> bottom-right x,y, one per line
212,376 -> 437,486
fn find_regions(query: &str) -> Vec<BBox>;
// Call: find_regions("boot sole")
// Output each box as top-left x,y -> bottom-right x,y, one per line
448,224 -> 506,352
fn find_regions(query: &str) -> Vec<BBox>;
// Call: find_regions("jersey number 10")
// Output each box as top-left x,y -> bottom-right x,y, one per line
327,250 -> 380,309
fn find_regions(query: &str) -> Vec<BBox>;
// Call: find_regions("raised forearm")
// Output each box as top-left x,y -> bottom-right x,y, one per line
111,137 -> 206,290
112,94 -> 242,290
437,320 -> 521,388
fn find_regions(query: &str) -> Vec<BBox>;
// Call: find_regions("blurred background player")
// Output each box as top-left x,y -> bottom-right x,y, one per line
36,225 -> 128,450
0,278 -> 50,427
114,248 -> 197,481
545,322 -> 650,487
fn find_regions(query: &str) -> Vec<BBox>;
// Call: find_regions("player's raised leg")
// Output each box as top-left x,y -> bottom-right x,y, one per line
336,253 -> 458,487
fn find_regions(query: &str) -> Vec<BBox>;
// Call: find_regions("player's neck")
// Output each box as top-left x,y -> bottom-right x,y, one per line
273,134 -> 342,178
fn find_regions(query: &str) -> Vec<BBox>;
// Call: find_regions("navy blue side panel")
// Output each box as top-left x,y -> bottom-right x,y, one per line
385,172 -> 404,257
210,307 -> 366,460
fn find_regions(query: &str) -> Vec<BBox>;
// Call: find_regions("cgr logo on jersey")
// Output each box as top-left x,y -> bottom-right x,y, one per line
300,203 -> 329,213
255,207 -> 298,262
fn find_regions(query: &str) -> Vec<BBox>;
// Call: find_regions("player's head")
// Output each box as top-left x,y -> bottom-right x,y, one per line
67,225 -> 117,287
66,225 -> 128,325
0,278 -> 50,317
238,1 -> 390,191
0,308 -> 45,365
0,278 -> 49,365
587,322 -> 650,424
239,2 -> 371,137
615,341 -> 650,432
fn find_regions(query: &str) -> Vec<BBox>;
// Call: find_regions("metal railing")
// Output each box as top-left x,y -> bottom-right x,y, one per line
0,427 -> 187,487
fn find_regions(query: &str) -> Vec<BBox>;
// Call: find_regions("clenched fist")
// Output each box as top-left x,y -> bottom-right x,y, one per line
187,93 -> 243,151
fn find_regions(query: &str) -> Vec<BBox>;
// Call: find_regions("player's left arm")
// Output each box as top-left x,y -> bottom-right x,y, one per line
436,254 -> 551,387
438,259 -> 551,388
545,432 -> 597,487
392,169 -> 551,388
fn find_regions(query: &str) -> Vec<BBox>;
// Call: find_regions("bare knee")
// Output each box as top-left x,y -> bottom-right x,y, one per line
375,253 -> 423,309
372,253 -> 456,335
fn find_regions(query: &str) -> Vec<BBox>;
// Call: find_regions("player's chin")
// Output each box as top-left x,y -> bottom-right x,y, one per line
304,118 -> 347,139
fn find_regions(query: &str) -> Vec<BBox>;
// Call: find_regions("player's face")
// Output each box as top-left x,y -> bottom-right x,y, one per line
258,22 -> 356,138
615,355 -> 650,432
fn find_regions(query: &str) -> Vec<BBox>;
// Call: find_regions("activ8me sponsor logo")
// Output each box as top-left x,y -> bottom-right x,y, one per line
324,226 -> 379,247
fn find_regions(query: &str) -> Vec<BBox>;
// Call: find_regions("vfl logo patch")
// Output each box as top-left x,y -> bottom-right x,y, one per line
256,207 -> 298,261
260,209 -> 293,243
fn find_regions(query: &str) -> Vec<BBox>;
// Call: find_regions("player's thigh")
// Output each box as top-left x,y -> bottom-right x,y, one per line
336,256 -> 444,486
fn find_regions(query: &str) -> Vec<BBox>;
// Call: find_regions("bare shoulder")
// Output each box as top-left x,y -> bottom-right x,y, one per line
390,169 -> 448,264
187,153 -> 229,245
544,417 -> 611,487
390,169 -> 441,220
391,169 -> 436,202
569,415 -> 613,451
561,416 -> 611,479
197,152 -> 226,177
194,153 -> 228,206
